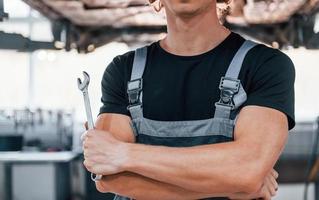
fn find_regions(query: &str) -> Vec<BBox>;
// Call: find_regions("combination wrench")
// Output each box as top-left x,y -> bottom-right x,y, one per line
77,71 -> 102,182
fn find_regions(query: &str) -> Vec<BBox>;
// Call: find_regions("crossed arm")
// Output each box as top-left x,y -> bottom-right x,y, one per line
85,105 -> 287,199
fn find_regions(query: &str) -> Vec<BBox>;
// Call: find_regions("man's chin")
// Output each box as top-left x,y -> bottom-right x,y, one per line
173,7 -> 205,18
164,0 -> 214,19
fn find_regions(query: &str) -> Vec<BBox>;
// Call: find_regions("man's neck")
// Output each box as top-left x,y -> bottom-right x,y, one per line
160,4 -> 230,56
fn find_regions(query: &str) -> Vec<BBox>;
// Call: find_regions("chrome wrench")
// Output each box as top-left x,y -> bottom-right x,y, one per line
77,71 -> 102,182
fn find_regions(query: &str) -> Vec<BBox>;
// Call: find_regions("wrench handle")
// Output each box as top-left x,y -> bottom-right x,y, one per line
82,89 -> 103,182
83,89 -> 95,130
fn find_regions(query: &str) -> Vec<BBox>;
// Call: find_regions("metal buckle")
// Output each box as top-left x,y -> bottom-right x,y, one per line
127,78 -> 143,106
221,89 -> 236,104
127,78 -> 143,92
127,103 -> 142,110
217,77 -> 241,109
219,77 -> 240,92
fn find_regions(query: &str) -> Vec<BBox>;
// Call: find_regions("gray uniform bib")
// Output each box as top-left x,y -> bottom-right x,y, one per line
114,40 -> 258,200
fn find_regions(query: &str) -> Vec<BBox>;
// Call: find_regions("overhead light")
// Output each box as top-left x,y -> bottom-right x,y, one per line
87,44 -> 95,52
54,41 -> 65,49
70,42 -> 77,49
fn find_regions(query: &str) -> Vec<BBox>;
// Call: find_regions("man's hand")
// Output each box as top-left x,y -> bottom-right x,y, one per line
82,129 -> 129,175
229,169 -> 279,200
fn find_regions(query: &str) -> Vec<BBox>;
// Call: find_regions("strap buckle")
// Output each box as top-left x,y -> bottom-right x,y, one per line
127,78 -> 143,108
215,77 -> 241,109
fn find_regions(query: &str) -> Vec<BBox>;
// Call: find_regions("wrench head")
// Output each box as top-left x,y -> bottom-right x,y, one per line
77,71 -> 90,91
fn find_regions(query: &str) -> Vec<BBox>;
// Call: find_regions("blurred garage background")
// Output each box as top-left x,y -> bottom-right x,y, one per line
0,0 -> 318,200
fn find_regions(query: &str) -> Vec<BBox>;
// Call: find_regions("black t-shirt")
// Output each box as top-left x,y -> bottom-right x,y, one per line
100,32 -> 295,130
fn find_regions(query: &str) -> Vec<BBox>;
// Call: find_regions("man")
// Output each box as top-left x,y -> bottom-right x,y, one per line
82,0 -> 295,199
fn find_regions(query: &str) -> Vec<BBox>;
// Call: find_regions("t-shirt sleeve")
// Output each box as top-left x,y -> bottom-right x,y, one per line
99,56 -> 131,116
242,50 -> 296,130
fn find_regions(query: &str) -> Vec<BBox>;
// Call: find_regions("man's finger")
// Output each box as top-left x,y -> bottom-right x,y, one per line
271,169 -> 279,179
81,132 -> 88,141
264,175 -> 272,197
82,138 -> 89,149
83,151 -> 87,159
269,175 -> 279,193
263,174 -> 277,198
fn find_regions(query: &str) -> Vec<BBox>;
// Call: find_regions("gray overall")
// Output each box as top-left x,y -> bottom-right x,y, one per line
114,40 -> 258,200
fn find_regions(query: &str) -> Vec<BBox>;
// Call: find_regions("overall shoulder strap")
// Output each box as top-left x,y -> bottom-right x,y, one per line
214,40 -> 258,119
130,47 -> 148,81
127,46 -> 148,120
225,40 -> 258,79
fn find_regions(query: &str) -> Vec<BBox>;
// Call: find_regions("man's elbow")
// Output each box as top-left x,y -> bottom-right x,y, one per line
239,172 -> 264,194
237,161 -> 271,194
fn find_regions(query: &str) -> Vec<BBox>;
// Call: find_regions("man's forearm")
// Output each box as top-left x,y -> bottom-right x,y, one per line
122,141 -> 271,195
96,171 -> 240,200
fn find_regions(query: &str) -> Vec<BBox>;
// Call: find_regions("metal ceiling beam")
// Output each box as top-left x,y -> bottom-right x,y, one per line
0,31 -> 59,52
0,0 -> 9,21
